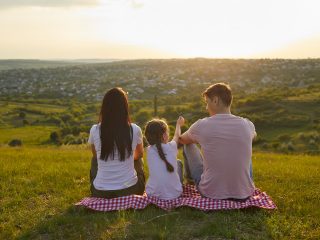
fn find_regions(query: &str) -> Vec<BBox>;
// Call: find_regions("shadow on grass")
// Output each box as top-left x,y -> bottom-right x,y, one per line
16,205 -> 133,240
17,204 -> 273,240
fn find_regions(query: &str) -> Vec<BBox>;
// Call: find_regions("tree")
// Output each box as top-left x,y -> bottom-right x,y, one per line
135,110 -> 152,125
154,95 -> 158,117
50,131 -> 61,144
19,111 -> 26,119
71,126 -> 81,136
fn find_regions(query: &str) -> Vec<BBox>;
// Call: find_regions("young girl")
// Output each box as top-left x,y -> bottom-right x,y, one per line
144,116 -> 184,200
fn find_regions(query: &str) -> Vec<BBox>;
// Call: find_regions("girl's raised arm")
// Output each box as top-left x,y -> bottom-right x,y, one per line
173,116 -> 185,143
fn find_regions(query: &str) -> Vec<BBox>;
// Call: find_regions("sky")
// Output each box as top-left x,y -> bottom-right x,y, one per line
0,0 -> 320,59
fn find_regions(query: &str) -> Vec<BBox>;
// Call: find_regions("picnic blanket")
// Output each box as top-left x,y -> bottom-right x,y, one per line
75,184 -> 276,211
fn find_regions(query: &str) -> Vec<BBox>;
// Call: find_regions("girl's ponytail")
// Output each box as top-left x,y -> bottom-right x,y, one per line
155,142 -> 174,172
145,119 -> 175,173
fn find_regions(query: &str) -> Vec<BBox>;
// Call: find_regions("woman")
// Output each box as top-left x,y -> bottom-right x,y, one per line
88,87 -> 145,198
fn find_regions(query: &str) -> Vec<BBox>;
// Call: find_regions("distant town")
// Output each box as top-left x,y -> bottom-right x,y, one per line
1,59 -> 319,101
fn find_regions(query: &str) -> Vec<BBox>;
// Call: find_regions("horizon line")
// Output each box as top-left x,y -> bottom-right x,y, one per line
1,57 -> 320,61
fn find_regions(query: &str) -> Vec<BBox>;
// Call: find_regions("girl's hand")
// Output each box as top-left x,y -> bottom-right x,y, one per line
177,116 -> 185,126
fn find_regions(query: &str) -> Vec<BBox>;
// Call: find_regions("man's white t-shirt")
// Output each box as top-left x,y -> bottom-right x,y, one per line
88,123 -> 142,191
146,141 -> 183,200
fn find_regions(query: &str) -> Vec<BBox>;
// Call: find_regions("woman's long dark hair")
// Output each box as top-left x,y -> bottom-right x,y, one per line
99,87 -> 132,161
144,119 -> 174,172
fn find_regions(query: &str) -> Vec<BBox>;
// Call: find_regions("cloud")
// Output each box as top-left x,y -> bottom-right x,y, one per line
130,0 -> 144,9
0,0 -> 100,9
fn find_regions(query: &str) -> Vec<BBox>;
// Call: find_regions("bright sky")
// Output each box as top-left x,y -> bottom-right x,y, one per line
1,0 -> 320,59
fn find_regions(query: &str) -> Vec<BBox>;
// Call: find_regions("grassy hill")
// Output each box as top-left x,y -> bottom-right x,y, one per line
0,147 -> 319,239
0,58 -> 319,239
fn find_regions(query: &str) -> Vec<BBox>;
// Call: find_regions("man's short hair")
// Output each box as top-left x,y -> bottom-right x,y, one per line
202,83 -> 233,107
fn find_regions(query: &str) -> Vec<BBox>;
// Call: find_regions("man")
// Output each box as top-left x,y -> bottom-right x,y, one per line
179,83 -> 256,200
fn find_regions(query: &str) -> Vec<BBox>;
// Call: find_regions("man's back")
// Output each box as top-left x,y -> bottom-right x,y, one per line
186,114 -> 255,199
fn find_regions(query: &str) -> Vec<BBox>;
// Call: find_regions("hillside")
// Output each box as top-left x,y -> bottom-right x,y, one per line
0,59 -> 319,153
0,59 -> 319,239
0,147 -> 319,239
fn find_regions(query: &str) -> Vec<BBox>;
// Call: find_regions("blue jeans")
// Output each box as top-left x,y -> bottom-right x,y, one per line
183,144 -> 253,186
249,161 -> 253,180
177,159 -> 183,184
183,144 -> 203,185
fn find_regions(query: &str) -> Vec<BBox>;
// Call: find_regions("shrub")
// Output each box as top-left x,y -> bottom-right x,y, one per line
19,111 -> 26,119
71,126 -> 81,136
61,127 -> 72,136
134,110 -> 152,125
22,119 -> 29,125
297,132 -> 305,140
287,142 -> 295,152
253,135 -> 266,145
45,116 -> 62,125
63,134 -> 76,145
63,134 -> 85,145
272,142 -> 280,149
278,134 -> 291,142
61,113 -> 73,123
9,139 -> 22,147
50,131 -> 61,144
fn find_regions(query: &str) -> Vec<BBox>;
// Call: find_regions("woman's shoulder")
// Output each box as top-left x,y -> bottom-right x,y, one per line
130,123 -> 142,132
89,123 -> 100,133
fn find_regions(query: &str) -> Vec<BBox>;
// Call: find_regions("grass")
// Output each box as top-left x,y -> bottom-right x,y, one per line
0,101 -> 67,114
0,126 -> 57,145
258,126 -> 309,141
0,146 -> 319,239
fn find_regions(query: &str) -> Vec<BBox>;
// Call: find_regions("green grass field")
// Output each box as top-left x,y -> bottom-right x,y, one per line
0,146 -> 319,239
0,126 -> 58,145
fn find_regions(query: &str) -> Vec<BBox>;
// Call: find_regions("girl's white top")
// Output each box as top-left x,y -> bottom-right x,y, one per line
146,141 -> 183,200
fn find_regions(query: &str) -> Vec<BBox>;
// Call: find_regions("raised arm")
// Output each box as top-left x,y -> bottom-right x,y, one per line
173,116 -> 185,143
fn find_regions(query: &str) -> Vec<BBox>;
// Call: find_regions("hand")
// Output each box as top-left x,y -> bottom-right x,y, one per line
176,116 -> 185,126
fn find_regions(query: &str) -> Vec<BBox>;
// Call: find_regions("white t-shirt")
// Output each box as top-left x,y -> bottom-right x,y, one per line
146,141 -> 183,200
88,123 -> 143,190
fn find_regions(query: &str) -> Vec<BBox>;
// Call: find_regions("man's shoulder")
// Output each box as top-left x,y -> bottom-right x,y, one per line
194,117 -> 210,125
231,115 -> 256,134
188,118 -> 208,131
239,116 -> 254,126
229,115 -> 254,124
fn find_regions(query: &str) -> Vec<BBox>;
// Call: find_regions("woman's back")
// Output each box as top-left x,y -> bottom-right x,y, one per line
88,123 -> 143,190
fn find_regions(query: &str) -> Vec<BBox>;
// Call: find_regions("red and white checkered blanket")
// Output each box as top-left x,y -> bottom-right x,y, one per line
75,185 -> 276,211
